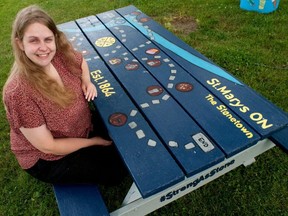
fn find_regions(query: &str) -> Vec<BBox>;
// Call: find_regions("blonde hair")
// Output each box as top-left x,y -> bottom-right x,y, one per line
3,5 -> 80,108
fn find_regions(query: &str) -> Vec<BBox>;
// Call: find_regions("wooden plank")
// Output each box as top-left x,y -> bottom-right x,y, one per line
53,184 -> 109,216
95,10 -> 261,157
77,15 -> 226,177
58,21 -> 185,198
270,126 -> 288,153
116,5 -> 288,138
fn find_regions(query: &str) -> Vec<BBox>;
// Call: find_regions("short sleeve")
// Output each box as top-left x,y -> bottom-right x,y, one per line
55,50 -> 83,76
73,50 -> 83,68
72,50 -> 84,76
5,89 -> 45,129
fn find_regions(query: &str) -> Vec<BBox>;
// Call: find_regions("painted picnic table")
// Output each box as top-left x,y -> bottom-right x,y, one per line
58,5 -> 288,215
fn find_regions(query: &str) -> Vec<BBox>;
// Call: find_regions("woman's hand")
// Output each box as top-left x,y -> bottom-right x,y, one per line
80,58 -> 97,101
82,81 -> 97,101
90,136 -> 112,146
20,124 -> 112,155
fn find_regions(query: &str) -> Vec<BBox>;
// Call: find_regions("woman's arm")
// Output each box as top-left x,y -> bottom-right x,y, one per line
81,58 -> 97,101
20,124 -> 112,155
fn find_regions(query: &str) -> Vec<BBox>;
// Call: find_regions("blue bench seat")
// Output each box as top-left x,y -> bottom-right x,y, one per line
53,184 -> 109,216
270,126 -> 288,154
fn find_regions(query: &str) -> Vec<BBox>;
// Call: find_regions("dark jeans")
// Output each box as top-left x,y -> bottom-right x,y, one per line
25,108 -> 127,186
26,145 -> 127,186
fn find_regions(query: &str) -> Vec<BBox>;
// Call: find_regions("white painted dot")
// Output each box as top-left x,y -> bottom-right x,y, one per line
136,130 -> 145,139
148,139 -> 157,147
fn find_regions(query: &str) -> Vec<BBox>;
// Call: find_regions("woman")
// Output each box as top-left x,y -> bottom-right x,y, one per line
2,5 -> 126,185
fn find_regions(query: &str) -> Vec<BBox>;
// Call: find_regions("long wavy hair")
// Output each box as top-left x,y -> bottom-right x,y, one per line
3,5 -> 79,108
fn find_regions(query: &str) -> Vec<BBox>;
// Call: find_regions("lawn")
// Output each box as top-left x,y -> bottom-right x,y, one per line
0,0 -> 287,215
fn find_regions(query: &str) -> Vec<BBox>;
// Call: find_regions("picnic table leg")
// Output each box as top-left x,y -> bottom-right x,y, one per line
122,182 -> 142,206
243,158 -> 256,167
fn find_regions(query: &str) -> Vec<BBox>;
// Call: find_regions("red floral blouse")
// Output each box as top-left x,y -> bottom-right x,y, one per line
4,51 -> 92,169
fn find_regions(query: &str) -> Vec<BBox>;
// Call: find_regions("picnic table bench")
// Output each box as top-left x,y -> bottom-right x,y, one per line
54,5 -> 288,216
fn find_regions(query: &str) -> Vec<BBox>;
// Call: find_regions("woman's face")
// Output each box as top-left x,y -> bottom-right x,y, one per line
17,22 -> 56,71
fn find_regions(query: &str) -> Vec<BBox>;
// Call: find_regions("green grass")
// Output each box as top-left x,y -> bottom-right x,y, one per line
0,0 -> 287,215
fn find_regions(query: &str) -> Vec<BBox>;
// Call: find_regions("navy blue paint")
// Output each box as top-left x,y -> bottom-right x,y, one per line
77,15 -> 225,176
53,184 -> 109,216
58,21 -> 184,198
96,11 -> 261,157
116,6 -> 241,85
270,126 -> 288,154
116,5 -> 288,138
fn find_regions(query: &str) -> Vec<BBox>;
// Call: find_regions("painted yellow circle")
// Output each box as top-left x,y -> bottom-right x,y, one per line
95,37 -> 116,47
